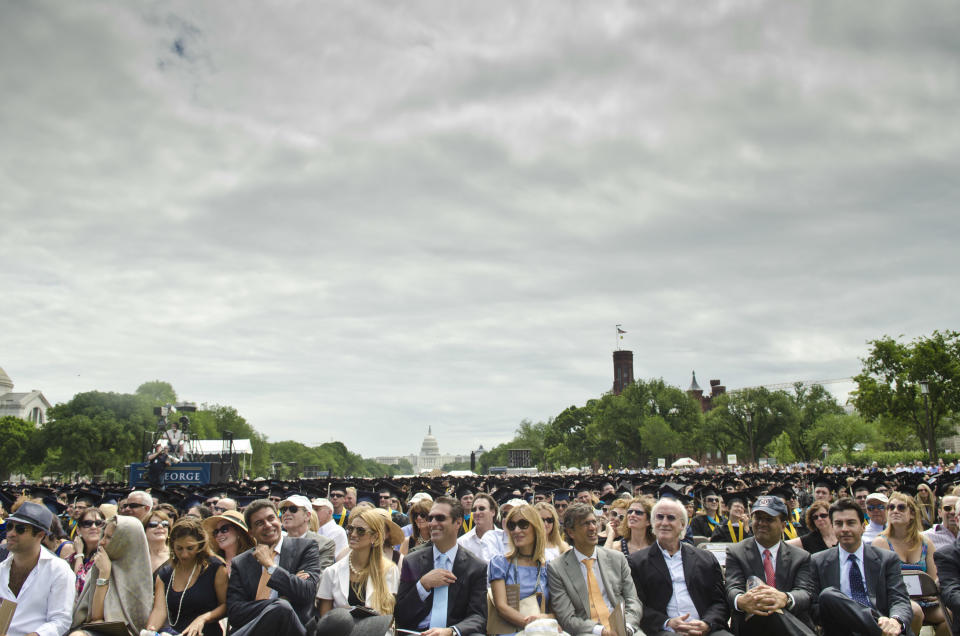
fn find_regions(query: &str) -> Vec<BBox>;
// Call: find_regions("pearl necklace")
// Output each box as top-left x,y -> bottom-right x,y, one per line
348,552 -> 367,576
166,562 -> 198,629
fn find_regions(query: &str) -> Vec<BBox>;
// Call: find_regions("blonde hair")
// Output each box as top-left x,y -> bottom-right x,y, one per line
308,509 -> 319,532
350,508 -> 395,616
533,502 -> 568,552
915,484 -> 936,525
504,505 -> 546,564
881,492 -> 923,550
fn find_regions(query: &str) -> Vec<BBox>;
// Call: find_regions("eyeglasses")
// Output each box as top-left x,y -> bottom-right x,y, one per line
120,502 -> 146,510
212,525 -> 234,536
329,493 -> 344,498
146,520 -> 170,529
79,519 -> 105,529
627,509 -> 646,516
654,513 -> 678,522
426,514 -> 449,523
613,514 -> 625,521
866,504 -> 886,511
540,517 -> 554,525
506,519 -> 531,531
812,513 -> 830,520
8,523 -> 33,535
279,506 -> 301,515
889,503 -> 909,513
345,525 -> 368,537
705,497 -> 720,503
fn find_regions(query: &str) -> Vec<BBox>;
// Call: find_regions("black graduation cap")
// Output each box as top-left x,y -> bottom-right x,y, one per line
455,485 -> 475,500
551,488 -> 574,502
722,491 -> 750,508
767,485 -> 796,504
658,483 -> 691,504
850,479 -> 873,496
356,490 -> 378,505
813,475 -> 837,492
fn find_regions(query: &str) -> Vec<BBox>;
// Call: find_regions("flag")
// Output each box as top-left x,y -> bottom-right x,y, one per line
617,327 -> 626,334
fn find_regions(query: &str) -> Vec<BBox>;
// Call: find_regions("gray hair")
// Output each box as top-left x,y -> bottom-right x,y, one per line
562,502 -> 597,534
651,498 -> 688,528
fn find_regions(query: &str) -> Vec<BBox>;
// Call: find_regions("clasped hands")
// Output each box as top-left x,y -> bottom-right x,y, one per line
739,584 -> 788,617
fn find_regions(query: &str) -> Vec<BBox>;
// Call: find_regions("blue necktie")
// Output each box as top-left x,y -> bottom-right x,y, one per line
848,554 -> 871,607
429,554 -> 449,627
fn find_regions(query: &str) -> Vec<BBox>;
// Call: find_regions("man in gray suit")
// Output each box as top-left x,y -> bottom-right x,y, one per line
808,498 -> 913,636
725,495 -> 814,635
547,502 -> 642,636
227,499 -> 324,636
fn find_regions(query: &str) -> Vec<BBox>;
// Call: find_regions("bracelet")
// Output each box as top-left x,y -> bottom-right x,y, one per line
96,578 -> 109,587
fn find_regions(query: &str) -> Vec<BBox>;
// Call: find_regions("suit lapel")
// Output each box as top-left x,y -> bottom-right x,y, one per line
448,549 -> 465,617
743,539 -> 764,580
680,544 -> 705,610
775,542 -> 791,589
564,551 -> 590,614
827,548 -> 842,590
595,550 -> 616,604
863,545 -> 881,607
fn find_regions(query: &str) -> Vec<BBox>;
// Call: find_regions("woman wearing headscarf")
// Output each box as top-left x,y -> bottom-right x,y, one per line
69,515 -> 153,636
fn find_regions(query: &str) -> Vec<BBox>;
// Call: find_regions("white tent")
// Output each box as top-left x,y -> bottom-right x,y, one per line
670,457 -> 700,468
191,439 -> 253,455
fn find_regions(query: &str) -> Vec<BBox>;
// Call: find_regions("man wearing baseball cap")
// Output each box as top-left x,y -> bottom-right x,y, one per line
0,501 -> 75,636
725,495 -> 816,636
862,493 -> 889,544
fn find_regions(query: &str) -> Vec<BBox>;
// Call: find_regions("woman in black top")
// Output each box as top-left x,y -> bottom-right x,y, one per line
786,499 -> 837,554
145,517 -> 227,636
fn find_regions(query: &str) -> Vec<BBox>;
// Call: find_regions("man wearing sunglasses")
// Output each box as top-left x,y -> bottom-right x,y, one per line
549,502 -> 642,636
808,498 -> 912,636
278,495 -> 335,570
118,491 -> 153,522
396,496 -> 487,636
629,498 -> 731,636
923,493 -> 959,551
724,496 -> 815,636
0,501 -> 76,636
862,493 -> 889,544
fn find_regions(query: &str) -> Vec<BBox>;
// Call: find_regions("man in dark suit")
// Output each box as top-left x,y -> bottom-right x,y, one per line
932,534 -> 960,635
724,495 -> 815,635
547,502 -> 642,636
808,497 -> 913,636
227,499 -> 325,636
396,496 -> 487,636
628,497 -> 732,636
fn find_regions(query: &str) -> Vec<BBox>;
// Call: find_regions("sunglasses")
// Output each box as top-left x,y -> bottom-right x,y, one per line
889,503 -> 909,513
944,506 -> 955,512
412,511 -> 428,519
613,514 -> 625,521
79,519 -> 106,529
7,523 -> 34,535
279,506 -> 302,515
812,513 -> 830,520
329,493 -> 345,498
506,519 -> 531,531
654,513 -> 678,522
205,499 -> 219,506
866,504 -> 886,511
627,509 -> 646,516
540,517 -> 554,525
146,520 -> 170,529
212,525 -> 234,536
705,497 -> 720,503
345,525 -> 368,537
426,514 -> 449,523
120,502 -> 146,510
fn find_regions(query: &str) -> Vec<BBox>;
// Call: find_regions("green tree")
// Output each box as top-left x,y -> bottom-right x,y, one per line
0,416 -> 36,477
769,431 -> 796,465
853,330 -> 960,461
638,415 -> 682,460
135,380 -> 178,405
542,404 -> 594,469
707,388 -> 798,464
786,383 -> 846,461
811,413 -> 877,463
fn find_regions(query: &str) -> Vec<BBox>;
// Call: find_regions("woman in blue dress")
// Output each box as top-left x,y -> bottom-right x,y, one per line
488,504 -> 552,635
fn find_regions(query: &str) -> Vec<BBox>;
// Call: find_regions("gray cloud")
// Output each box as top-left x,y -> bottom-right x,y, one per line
2,0 -> 958,457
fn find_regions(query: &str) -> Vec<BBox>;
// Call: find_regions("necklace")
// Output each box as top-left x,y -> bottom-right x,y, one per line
166,561 -> 198,628
348,551 -> 371,576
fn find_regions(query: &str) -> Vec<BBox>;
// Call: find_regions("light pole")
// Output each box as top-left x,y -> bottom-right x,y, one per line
920,380 -> 936,463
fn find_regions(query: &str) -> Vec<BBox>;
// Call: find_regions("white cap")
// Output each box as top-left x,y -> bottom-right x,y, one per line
409,492 -> 434,504
866,492 -> 889,503
311,497 -> 333,511
280,494 -> 312,510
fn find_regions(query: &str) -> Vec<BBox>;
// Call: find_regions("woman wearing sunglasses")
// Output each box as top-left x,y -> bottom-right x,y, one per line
916,483 -> 937,530
610,497 -> 654,556
400,499 -> 433,556
202,510 -> 255,577
872,492 -> 949,636
144,516 -> 227,636
68,507 -> 106,596
316,508 -> 398,628
786,499 -> 836,553
144,511 -> 172,573
532,502 -> 568,562
488,504 -> 552,634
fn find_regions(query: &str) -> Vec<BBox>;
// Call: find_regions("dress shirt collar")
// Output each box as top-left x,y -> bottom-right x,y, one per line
573,546 -> 597,562
656,540 -> 682,559
756,539 -> 781,562
433,543 -> 458,566
838,540 -> 864,563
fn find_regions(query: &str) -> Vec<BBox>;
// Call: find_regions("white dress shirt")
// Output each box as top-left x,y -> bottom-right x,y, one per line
923,524 -> 958,551
838,542 -> 867,600
863,521 -> 886,544
457,527 -> 503,563
657,542 -> 699,632
318,519 -> 349,556
0,548 -> 76,636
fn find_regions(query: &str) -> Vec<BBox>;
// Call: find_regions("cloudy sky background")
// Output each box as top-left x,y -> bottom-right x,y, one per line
2,1 -> 958,458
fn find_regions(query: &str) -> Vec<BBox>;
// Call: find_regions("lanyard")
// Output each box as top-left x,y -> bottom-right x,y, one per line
336,510 -> 348,526
783,523 -> 797,540
728,520 -> 743,542
706,515 -> 720,530
462,514 -> 474,534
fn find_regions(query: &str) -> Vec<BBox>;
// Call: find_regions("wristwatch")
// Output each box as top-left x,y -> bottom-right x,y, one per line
95,578 -> 109,587
891,615 -> 907,634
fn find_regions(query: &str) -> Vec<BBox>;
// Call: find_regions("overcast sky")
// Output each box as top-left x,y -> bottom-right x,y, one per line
2,1 -> 958,459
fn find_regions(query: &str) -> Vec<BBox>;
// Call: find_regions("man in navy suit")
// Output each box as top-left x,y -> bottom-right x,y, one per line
808,498 -> 913,636
396,496 -> 487,636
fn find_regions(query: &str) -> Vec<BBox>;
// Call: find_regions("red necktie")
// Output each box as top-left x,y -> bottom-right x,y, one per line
762,549 -> 776,587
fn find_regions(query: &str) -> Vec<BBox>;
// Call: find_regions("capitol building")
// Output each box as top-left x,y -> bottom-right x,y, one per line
374,426 -> 484,473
